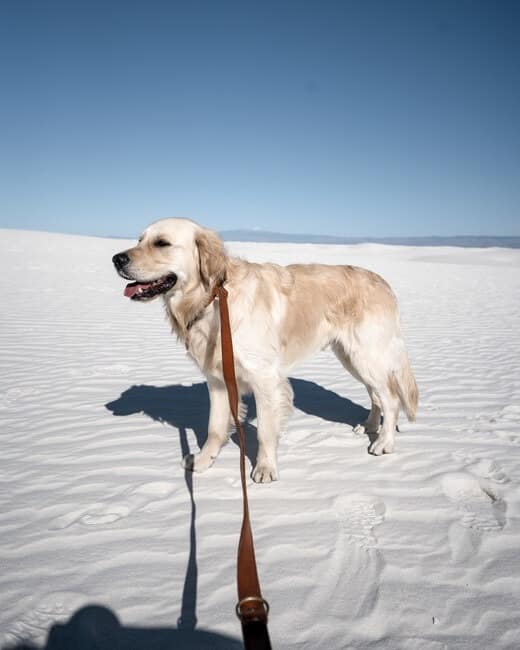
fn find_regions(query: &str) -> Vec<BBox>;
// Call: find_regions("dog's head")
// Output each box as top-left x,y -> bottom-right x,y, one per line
112,218 -> 227,302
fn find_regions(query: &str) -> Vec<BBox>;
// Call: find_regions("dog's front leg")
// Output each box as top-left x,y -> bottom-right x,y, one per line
182,378 -> 230,473
252,377 -> 293,483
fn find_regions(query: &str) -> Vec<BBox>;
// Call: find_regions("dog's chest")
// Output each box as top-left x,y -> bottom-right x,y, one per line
185,319 -> 221,377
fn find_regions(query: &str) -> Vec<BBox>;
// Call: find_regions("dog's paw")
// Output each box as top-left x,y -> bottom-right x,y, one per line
369,435 -> 395,456
252,462 -> 279,484
181,452 -> 215,473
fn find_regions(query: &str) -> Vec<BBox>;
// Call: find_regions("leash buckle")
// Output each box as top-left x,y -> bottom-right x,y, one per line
235,596 -> 270,622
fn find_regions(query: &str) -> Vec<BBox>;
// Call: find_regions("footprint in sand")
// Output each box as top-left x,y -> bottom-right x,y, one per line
334,493 -> 386,550
452,451 -> 510,485
49,481 -> 175,530
442,472 -> 506,532
0,386 -> 41,409
306,494 -> 386,620
3,591 -> 88,648
442,472 -> 506,563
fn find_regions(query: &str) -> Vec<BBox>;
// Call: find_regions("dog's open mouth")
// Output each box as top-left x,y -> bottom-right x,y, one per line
123,273 -> 178,301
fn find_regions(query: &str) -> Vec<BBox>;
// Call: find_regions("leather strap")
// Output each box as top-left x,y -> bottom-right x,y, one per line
212,283 -> 272,649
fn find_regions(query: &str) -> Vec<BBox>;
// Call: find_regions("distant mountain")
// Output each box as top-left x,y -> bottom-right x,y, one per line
104,229 -> 520,248
220,230 -> 520,249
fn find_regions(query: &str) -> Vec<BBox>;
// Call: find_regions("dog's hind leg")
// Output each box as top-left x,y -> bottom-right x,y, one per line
368,383 -> 399,455
331,341 -> 381,433
252,376 -> 294,483
332,337 -> 400,453
182,377 -> 230,472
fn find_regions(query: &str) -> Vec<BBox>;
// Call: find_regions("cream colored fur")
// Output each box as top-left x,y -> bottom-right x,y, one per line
117,217 -> 418,483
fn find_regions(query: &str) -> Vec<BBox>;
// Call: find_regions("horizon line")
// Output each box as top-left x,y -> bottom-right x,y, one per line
1,225 -> 520,249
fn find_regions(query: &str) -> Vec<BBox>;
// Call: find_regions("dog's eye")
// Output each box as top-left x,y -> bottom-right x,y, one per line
154,239 -> 171,248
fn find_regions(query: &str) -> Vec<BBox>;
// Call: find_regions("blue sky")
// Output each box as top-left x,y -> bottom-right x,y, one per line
1,0 -> 519,238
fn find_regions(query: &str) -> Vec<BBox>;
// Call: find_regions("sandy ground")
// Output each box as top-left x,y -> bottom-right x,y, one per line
1,229 -> 520,649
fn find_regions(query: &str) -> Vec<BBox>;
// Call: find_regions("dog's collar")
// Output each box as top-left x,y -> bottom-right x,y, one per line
186,281 -> 224,332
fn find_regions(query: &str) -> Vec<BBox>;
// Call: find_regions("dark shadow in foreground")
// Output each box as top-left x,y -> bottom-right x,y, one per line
3,604 -> 242,650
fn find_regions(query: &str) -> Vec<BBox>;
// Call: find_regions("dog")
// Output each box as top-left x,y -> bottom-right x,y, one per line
113,218 -> 418,483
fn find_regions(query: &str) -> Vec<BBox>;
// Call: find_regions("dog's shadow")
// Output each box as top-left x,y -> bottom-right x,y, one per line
105,382 -> 260,466
290,378 -> 369,427
105,379 -> 369,466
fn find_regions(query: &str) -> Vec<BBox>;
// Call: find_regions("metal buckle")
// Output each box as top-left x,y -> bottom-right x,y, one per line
235,596 -> 270,620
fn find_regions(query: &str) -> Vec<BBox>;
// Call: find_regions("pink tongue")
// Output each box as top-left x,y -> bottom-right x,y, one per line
124,282 -> 152,298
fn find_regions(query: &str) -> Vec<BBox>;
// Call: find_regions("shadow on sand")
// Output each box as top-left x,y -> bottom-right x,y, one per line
289,377 -> 369,428
104,377 -> 369,463
3,379 -> 368,649
3,603 -> 242,649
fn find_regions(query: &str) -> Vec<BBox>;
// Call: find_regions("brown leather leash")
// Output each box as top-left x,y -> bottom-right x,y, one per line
211,282 -> 272,650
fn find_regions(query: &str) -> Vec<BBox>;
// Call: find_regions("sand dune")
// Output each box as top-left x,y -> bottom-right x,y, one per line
1,229 -> 519,649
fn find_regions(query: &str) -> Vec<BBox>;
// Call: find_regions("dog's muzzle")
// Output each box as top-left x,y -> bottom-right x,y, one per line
112,251 -> 177,301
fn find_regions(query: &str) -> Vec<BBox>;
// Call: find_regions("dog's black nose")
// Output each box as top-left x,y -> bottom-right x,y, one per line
112,252 -> 130,269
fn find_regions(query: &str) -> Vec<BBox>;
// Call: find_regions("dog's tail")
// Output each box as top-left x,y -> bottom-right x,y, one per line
392,352 -> 419,422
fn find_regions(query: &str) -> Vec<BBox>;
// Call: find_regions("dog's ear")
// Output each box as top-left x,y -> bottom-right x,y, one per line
196,228 -> 227,287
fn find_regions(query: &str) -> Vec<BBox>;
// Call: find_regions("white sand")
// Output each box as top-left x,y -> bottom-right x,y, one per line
1,229 -> 520,649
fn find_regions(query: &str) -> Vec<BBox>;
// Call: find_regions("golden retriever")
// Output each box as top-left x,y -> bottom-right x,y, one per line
113,218 -> 418,482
